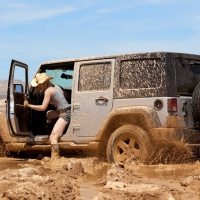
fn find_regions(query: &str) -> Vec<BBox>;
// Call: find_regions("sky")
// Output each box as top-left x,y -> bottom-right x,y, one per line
0,0 -> 200,81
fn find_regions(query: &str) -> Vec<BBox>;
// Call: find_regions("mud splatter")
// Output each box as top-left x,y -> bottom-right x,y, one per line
147,139 -> 194,165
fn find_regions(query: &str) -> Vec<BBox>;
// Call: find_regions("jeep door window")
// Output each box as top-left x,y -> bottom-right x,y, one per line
13,67 -> 26,90
78,62 -> 112,92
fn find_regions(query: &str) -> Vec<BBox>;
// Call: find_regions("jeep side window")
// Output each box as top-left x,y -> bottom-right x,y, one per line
47,69 -> 73,104
120,59 -> 162,90
78,62 -> 112,92
45,69 -> 73,90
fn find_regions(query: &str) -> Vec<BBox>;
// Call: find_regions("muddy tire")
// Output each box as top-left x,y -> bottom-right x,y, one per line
106,125 -> 152,164
192,82 -> 200,129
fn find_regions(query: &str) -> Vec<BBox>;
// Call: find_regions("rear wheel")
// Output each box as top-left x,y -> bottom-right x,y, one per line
106,125 -> 152,164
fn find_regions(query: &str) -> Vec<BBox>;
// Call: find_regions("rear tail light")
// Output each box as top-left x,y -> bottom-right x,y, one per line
167,98 -> 177,112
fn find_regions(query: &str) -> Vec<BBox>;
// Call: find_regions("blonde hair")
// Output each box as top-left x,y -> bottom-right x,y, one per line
33,80 -> 53,95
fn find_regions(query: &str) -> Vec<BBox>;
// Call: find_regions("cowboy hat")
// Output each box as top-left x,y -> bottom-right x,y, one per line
31,73 -> 53,87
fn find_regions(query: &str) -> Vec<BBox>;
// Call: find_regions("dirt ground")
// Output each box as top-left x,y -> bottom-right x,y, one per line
0,142 -> 200,200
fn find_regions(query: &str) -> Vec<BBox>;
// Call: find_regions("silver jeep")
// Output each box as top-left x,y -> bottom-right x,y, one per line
1,52 -> 200,163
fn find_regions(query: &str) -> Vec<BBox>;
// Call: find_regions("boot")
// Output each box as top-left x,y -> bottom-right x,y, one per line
51,144 -> 60,159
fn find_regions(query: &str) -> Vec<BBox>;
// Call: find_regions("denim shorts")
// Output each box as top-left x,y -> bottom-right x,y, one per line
59,109 -> 71,123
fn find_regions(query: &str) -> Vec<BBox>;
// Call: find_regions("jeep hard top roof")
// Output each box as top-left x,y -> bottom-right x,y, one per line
39,51 -> 200,66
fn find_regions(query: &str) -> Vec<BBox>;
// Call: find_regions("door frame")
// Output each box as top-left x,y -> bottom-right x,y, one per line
71,59 -> 115,137
7,59 -> 29,136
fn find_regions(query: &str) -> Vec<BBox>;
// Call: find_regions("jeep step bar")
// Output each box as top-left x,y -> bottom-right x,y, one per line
6,142 -> 99,152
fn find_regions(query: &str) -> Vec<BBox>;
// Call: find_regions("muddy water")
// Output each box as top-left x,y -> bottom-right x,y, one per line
0,157 -> 41,170
0,157 -> 107,200
126,163 -> 200,179
1,157 -> 200,180
1,157 -> 200,199
78,164 -> 111,199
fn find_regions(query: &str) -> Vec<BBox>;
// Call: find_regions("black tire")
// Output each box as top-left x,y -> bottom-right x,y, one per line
106,125 -> 152,164
192,82 -> 200,129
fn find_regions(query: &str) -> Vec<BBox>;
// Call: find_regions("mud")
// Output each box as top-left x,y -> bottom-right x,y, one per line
147,139 -> 194,165
0,148 -> 199,200
0,139 -> 199,199
95,162 -> 200,200
0,100 -> 6,107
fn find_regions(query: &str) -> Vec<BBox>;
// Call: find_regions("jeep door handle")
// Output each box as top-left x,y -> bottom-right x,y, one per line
73,103 -> 80,109
73,124 -> 80,130
95,96 -> 108,104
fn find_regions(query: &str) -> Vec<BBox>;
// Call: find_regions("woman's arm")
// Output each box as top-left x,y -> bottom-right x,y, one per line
24,88 -> 53,111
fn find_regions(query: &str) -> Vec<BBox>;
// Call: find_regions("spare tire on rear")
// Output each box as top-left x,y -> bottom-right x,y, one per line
192,82 -> 200,129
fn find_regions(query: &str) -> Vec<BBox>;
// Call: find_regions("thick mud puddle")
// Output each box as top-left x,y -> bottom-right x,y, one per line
0,158 -> 41,170
126,163 -> 200,179
1,157 -> 200,180
79,182 -> 99,200
1,157 -> 200,199
78,164 -> 111,199
0,157 -> 108,200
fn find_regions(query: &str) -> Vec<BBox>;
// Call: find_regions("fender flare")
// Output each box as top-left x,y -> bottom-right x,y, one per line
96,105 -> 161,140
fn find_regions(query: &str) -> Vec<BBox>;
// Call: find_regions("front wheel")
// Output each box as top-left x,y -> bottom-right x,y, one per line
106,125 -> 152,164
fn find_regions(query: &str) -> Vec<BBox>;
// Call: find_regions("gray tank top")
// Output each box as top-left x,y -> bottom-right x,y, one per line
50,87 -> 70,110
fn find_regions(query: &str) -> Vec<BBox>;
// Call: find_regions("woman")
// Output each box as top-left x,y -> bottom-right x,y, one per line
24,73 -> 71,159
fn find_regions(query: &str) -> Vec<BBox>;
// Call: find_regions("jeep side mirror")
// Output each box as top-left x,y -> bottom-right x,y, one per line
13,84 -> 23,93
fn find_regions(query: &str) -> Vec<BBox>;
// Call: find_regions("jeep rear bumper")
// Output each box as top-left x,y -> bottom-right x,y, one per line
151,128 -> 200,145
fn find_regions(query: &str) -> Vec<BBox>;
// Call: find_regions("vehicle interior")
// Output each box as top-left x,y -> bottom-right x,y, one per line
13,62 -> 74,136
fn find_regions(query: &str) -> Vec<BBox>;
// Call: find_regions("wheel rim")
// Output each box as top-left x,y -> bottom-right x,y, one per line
113,135 -> 141,163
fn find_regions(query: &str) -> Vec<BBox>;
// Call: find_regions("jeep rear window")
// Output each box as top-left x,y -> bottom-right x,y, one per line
119,59 -> 162,89
78,62 -> 111,92
176,59 -> 200,95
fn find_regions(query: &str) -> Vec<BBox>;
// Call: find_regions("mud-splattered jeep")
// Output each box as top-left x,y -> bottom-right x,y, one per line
1,52 -> 200,163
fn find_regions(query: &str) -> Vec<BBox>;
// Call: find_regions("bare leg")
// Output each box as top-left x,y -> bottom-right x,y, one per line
49,118 -> 69,144
46,110 -> 59,123
49,118 -> 68,159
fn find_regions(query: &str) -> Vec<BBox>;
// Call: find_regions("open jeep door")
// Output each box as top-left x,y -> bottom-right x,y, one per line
7,60 -> 31,136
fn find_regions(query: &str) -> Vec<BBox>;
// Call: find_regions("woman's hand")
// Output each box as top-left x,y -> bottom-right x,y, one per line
24,100 -> 30,108
23,88 -> 52,111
